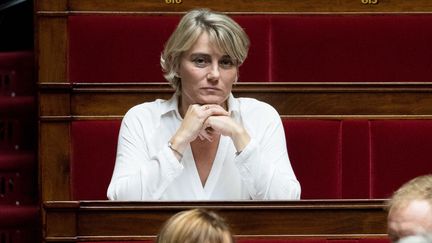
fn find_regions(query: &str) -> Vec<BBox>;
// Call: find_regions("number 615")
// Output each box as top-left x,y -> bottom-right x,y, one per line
361,0 -> 378,4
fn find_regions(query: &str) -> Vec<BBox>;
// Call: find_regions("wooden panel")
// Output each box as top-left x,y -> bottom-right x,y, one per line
38,83 -> 432,119
43,202 -> 79,243
72,84 -> 174,117
43,200 -> 388,242
39,122 -> 71,201
37,0 -> 68,11
45,211 -> 77,237
65,0 -> 432,13
39,91 -> 71,117
37,17 -> 68,83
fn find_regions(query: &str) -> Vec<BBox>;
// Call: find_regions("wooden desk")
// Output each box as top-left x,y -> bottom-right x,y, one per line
43,200 -> 388,242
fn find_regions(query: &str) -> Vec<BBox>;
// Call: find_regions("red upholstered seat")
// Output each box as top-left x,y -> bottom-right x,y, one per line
232,16 -> 270,82
370,120 -> 432,198
0,151 -> 37,205
0,205 -> 40,243
0,96 -> 35,116
359,238 -> 390,243
0,117 -> 36,151
0,205 -> 38,227
340,120 -> 371,198
71,120 -> 121,200
69,16 -> 180,83
69,15 -> 432,83
70,119 -> 432,200
284,119 -> 432,199
271,15 -> 432,82
0,57 -> 36,150
283,120 -> 342,199
0,51 -> 34,96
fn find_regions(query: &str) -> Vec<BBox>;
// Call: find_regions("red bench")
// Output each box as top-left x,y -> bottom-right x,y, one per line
69,15 -> 432,83
70,119 -> 432,200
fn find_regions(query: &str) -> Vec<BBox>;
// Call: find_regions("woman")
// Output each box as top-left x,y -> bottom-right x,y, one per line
156,209 -> 233,243
107,9 -> 300,200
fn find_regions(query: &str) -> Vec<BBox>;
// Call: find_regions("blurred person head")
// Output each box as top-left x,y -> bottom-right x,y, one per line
397,234 -> 432,243
156,208 -> 233,243
387,175 -> 432,242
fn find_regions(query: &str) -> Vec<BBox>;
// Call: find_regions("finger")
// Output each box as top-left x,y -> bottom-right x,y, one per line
202,104 -> 226,111
199,129 -> 213,142
203,105 -> 229,116
203,117 -> 212,130
205,127 -> 214,133
203,119 -> 217,140
201,127 -> 213,139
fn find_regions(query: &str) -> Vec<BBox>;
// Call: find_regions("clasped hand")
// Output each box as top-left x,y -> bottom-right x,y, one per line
182,104 -> 236,142
170,104 -> 250,153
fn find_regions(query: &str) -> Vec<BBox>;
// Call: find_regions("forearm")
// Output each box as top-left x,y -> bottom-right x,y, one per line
231,124 -> 251,153
169,130 -> 190,156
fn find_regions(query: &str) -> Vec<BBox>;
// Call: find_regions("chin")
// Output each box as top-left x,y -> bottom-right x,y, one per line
202,97 -> 227,106
196,94 -> 227,105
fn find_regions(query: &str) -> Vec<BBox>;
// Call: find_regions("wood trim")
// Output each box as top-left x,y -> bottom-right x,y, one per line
39,93 -> 71,117
39,122 -> 71,201
37,82 -> 432,119
36,0 -> 432,13
39,115 -> 432,121
67,82 -> 432,91
36,0 -> 68,11
43,200 -> 388,242
37,16 -> 68,83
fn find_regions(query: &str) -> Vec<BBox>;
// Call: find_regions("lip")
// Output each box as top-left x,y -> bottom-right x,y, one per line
200,87 -> 221,91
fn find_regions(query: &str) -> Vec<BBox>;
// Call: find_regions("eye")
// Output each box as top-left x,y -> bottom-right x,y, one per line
219,57 -> 235,69
191,56 -> 210,68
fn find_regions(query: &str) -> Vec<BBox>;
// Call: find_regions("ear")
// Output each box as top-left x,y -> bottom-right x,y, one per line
174,63 -> 181,78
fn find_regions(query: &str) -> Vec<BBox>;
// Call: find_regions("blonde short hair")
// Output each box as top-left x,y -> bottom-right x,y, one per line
160,9 -> 250,92
156,209 -> 233,243
388,174 -> 432,212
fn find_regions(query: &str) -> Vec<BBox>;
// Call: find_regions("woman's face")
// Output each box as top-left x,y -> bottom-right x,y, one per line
178,31 -> 237,109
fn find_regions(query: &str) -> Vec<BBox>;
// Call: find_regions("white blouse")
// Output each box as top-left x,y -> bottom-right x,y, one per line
107,94 -> 300,200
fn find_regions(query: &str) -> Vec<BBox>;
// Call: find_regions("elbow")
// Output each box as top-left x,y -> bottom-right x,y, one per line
275,178 -> 301,200
292,179 -> 301,199
106,179 -> 144,201
106,183 -> 116,200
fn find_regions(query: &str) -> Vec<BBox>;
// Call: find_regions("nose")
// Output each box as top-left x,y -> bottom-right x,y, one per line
206,63 -> 220,82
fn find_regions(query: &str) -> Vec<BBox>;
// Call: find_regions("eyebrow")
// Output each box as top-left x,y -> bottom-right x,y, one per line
189,53 -> 231,59
189,53 -> 211,59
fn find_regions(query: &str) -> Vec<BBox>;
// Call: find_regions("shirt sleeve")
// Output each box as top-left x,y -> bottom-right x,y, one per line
234,104 -> 301,200
107,108 -> 183,200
